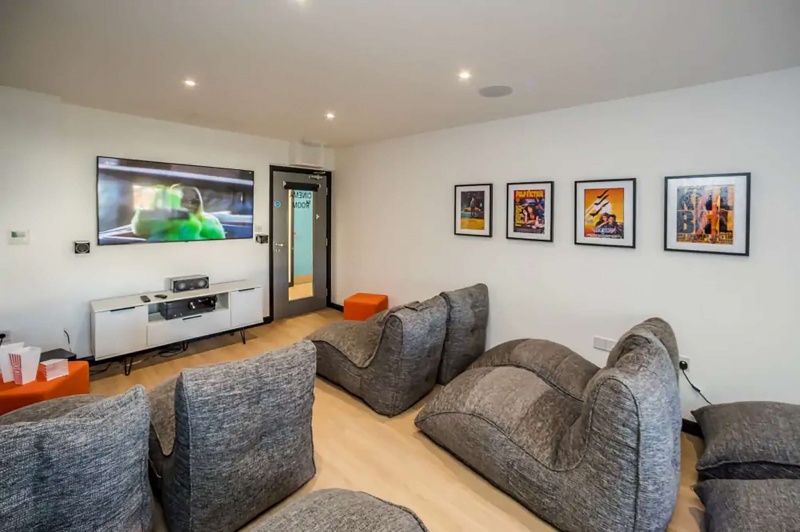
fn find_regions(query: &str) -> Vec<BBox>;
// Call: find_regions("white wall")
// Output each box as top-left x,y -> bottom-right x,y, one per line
0,86 -> 326,357
333,68 -> 800,417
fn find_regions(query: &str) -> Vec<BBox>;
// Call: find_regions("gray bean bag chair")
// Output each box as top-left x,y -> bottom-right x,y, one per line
309,296 -> 447,416
437,283 -> 489,384
416,318 -> 681,532
0,387 -> 152,531
148,341 -> 317,532
251,489 -> 428,531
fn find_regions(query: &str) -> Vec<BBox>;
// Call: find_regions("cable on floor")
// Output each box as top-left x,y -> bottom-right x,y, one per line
90,362 -> 114,376
158,341 -> 189,358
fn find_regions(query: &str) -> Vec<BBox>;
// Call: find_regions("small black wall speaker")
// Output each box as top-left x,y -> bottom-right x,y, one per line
74,241 -> 91,254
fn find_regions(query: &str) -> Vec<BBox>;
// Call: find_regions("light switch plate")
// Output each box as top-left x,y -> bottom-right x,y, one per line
593,336 -> 616,352
9,230 -> 29,245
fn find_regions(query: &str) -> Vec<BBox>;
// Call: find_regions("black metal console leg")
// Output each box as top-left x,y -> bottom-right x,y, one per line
124,357 -> 133,376
240,329 -> 246,345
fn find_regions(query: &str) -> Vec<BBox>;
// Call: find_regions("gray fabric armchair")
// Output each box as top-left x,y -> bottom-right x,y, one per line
416,318 -> 682,532
251,489 -> 428,531
437,283 -> 489,384
309,296 -> 448,416
148,340 -> 317,532
0,387 -> 153,531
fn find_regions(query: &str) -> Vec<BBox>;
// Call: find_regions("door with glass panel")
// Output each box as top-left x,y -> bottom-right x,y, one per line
270,167 -> 330,319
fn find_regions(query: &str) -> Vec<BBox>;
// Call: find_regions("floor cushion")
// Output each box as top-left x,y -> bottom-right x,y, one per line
251,489 -> 428,531
696,479 -> 800,532
694,401 -> 800,479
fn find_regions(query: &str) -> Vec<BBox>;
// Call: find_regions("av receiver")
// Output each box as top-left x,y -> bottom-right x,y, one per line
159,296 -> 218,320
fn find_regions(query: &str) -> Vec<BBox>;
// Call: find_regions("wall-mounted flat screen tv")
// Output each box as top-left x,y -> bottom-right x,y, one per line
97,156 -> 255,245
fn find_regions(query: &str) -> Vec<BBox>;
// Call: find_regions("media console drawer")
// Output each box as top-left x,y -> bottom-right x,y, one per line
231,286 -> 264,328
147,308 -> 231,348
93,306 -> 148,360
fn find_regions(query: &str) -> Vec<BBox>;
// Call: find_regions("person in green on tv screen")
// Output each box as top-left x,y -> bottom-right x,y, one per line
132,184 -> 225,242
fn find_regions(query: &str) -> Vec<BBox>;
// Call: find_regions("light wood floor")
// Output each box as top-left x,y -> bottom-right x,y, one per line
91,309 -> 704,531
288,281 -> 314,301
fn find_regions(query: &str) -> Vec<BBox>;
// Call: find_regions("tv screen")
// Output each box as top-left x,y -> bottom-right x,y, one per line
97,157 -> 255,245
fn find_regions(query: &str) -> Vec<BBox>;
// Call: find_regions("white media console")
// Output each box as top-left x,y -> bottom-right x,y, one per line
90,280 -> 264,360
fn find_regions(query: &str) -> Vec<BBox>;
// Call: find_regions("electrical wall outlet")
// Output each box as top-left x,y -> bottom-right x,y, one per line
593,336 -> 616,352
680,356 -> 690,371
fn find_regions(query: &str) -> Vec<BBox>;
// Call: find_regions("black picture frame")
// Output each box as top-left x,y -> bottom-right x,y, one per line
506,181 -> 554,242
454,183 -> 493,238
663,173 -> 751,257
574,178 -> 637,249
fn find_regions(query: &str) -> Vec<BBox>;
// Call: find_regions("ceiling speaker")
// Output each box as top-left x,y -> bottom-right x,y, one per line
74,241 -> 91,254
478,85 -> 514,98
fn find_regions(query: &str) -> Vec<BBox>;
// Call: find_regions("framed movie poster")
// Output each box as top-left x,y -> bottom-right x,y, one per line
664,173 -> 750,256
574,178 -> 636,248
506,181 -> 553,242
454,183 -> 492,237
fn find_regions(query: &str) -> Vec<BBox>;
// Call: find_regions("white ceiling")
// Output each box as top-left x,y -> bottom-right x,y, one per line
2,0 -> 800,147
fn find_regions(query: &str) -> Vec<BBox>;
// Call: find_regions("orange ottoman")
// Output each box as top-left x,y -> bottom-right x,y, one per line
343,293 -> 389,321
0,361 -> 90,416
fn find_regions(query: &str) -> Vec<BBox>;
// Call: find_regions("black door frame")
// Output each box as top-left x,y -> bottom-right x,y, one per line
268,165 -> 334,322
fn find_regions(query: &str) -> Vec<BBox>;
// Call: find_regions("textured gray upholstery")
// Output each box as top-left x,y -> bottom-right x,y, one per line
0,394 -> 105,425
416,319 -> 681,532
309,296 -> 447,416
470,338 -> 600,401
0,387 -> 153,531
437,283 -> 489,384
696,479 -> 800,532
693,401 -> 800,480
607,317 -> 680,374
251,489 -> 428,531
148,341 -> 317,532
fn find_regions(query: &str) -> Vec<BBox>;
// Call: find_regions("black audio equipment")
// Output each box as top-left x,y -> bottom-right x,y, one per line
167,275 -> 210,293
159,296 -> 217,320
74,241 -> 91,254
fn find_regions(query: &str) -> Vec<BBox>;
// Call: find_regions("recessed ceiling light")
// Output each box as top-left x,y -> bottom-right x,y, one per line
325,112 -> 335,120
184,79 -> 197,87
458,70 -> 472,81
